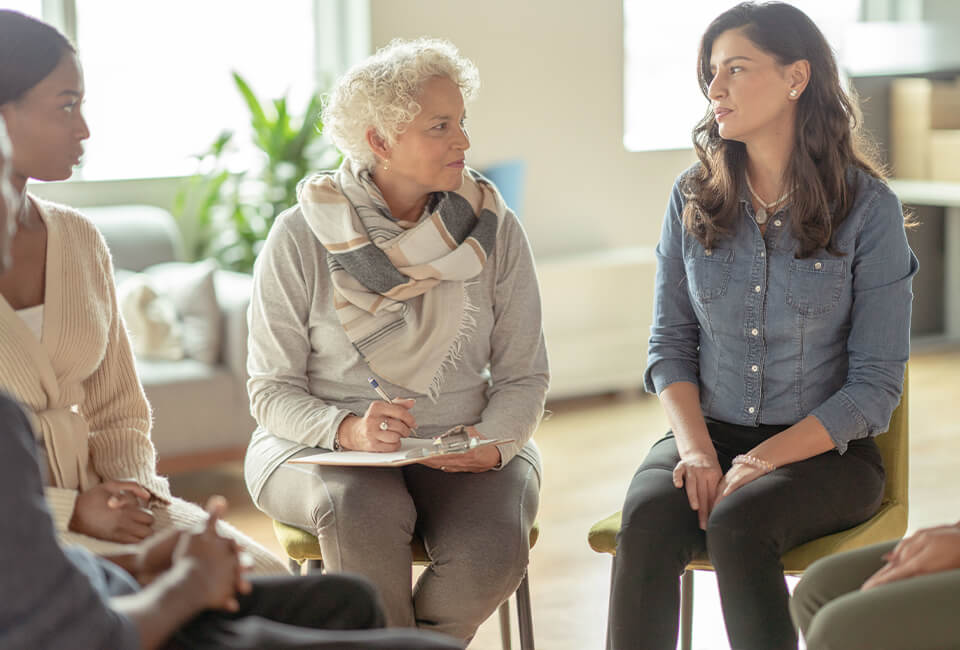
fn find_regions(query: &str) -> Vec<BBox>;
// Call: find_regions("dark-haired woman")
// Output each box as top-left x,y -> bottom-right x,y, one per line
0,10 -> 286,573
607,3 -> 917,649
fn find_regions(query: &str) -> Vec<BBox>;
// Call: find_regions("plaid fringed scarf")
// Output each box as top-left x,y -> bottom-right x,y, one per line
298,159 -> 504,398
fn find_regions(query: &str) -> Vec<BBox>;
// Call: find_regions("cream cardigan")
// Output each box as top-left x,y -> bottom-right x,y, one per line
0,197 -> 171,534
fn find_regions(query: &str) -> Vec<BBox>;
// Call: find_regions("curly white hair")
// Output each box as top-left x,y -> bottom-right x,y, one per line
322,38 -> 480,169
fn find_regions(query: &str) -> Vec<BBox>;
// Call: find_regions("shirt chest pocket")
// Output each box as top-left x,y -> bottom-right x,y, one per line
686,247 -> 734,303
786,257 -> 845,316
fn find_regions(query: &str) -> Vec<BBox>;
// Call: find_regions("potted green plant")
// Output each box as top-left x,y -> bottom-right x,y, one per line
174,71 -> 341,272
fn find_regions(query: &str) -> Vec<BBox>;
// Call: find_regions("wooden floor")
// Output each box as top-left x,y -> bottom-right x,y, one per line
170,349 -> 960,650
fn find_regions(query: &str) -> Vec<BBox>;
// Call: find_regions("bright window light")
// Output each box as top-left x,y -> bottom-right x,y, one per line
74,0 -> 316,180
0,1 -> 42,18
623,0 -> 861,152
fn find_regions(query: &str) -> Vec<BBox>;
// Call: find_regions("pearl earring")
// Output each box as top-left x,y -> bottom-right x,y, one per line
382,160 -> 390,171
789,89 -> 799,98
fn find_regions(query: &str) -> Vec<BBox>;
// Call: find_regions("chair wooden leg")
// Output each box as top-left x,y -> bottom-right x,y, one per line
516,570 -> 535,650
679,569 -> 694,650
498,599 -> 512,650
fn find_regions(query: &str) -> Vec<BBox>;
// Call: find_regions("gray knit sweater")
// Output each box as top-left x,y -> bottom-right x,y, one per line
243,204 -> 549,502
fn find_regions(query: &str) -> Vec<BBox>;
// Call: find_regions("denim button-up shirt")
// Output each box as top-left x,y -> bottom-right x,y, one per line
644,166 -> 918,453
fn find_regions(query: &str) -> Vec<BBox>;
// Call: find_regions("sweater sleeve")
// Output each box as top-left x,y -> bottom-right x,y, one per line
247,210 -> 352,448
44,485 -> 80,533
472,212 -> 549,467
80,226 -> 171,502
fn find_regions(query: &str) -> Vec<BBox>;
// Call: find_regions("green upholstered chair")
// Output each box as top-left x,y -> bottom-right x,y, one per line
273,519 -> 540,650
588,371 -> 909,650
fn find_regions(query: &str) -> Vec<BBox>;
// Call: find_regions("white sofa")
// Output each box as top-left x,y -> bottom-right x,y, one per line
85,205 -> 256,473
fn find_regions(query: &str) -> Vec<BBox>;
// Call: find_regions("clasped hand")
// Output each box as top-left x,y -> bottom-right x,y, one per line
129,496 -> 252,612
69,479 -> 156,544
673,455 -> 768,530
861,522 -> 960,590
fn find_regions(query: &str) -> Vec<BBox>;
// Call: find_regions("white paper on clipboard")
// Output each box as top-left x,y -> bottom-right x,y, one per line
287,436 -> 512,468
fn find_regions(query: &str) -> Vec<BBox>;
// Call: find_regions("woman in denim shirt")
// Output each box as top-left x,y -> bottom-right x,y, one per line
607,4 -> 918,650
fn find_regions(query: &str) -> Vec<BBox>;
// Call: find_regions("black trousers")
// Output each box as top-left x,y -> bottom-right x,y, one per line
606,420 -> 884,650
170,573 -> 464,649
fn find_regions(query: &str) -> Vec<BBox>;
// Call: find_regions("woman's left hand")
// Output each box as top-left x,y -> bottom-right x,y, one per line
713,462 -> 768,507
420,426 -> 502,473
861,522 -> 960,590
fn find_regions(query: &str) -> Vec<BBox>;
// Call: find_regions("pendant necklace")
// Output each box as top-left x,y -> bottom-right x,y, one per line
745,174 -> 794,225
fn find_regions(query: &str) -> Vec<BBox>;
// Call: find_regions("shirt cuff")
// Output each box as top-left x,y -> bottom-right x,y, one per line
810,390 -> 870,454
644,359 -> 700,395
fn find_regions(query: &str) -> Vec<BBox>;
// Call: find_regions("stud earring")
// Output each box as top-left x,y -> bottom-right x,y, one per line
789,89 -> 799,98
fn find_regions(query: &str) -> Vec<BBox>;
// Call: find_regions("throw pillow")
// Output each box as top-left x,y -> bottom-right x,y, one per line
117,275 -> 185,361
142,259 -> 222,365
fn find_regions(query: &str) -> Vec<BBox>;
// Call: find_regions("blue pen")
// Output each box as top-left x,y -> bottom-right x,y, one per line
368,377 -> 418,435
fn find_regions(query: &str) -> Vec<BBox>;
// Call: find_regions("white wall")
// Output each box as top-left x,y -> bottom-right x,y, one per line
32,0 -> 696,259
370,0 -> 695,257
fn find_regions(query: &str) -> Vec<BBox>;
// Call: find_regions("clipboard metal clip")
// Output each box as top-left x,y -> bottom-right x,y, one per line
432,425 -> 478,454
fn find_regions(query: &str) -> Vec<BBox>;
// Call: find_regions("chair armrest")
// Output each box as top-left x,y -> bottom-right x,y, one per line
214,270 -> 253,384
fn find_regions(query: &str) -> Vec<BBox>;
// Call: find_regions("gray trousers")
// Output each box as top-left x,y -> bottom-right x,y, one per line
256,450 -> 540,642
791,540 -> 960,650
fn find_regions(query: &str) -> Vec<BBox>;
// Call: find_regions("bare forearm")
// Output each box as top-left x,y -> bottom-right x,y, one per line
110,564 -> 204,650
747,415 -> 835,467
659,381 -> 715,460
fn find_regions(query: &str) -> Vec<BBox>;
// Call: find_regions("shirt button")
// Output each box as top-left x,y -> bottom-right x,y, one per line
760,251 -> 765,258
751,364 -> 759,372
774,219 -> 782,227
814,261 -> 823,270
748,406 -> 756,414
751,328 -> 759,336
754,285 -> 762,293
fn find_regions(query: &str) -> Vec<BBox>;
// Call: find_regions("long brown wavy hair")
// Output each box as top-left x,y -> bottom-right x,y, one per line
682,2 -> 886,258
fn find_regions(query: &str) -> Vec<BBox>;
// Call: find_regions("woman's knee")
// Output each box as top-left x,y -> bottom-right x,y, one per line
705,498 -> 771,561
619,476 -> 693,546
802,596 -> 869,650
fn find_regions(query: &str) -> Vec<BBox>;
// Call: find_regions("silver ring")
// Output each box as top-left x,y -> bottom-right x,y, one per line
379,420 -> 389,431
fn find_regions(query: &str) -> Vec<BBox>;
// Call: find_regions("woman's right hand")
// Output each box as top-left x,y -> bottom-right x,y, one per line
673,454 -> 723,530
338,398 -> 417,452
68,480 -> 156,543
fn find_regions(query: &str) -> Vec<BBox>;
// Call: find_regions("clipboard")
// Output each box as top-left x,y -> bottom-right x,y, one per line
288,427 -> 513,468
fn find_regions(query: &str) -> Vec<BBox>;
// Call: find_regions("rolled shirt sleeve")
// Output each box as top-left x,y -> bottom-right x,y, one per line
810,188 -> 917,453
644,178 -> 701,395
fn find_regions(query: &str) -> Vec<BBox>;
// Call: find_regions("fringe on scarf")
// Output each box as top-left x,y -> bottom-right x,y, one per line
428,280 -> 481,402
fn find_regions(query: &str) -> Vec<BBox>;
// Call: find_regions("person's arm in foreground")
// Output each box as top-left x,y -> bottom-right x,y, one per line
0,396 -> 138,649
108,496 -> 252,650
861,521 -> 960,590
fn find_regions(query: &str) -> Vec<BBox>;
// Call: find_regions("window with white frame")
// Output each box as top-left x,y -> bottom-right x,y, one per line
1,0 -> 368,180
623,0 -> 862,152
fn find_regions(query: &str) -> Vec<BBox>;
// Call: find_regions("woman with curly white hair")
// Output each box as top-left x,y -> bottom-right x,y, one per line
243,38 -> 548,642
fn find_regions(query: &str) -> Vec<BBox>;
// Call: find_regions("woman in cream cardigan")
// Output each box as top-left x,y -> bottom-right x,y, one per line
244,38 -> 548,642
0,10 -> 286,573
